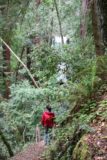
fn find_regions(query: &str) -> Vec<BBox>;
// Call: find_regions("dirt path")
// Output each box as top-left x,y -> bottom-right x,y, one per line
87,120 -> 107,160
10,141 -> 45,160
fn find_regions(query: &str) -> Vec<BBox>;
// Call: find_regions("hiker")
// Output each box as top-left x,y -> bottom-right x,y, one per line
41,105 -> 55,145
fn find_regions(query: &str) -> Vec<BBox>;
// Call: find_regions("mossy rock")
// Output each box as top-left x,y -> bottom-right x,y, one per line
72,135 -> 92,160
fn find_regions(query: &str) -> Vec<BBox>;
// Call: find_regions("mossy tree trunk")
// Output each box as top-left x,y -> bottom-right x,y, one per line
91,0 -> 107,81
0,2 -> 11,98
91,0 -> 107,55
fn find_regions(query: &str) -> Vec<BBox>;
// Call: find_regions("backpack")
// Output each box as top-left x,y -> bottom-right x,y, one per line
44,114 -> 54,127
45,114 -> 52,122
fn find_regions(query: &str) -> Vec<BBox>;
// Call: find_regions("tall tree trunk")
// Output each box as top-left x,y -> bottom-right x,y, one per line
91,0 -> 107,81
0,0 -> 31,98
49,5 -> 54,45
36,0 -> 42,8
1,2 -> 11,99
2,43 -> 11,98
80,0 -> 89,38
98,0 -> 107,48
53,0 -> 64,44
26,46 -> 31,70
91,0 -> 105,56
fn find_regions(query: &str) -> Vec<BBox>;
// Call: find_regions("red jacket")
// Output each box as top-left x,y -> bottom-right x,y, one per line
41,111 -> 55,128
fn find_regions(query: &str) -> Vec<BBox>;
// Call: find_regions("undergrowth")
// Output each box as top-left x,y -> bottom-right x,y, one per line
42,83 -> 107,160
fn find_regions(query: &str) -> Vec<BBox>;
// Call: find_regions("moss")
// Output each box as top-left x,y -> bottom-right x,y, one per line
72,135 -> 92,160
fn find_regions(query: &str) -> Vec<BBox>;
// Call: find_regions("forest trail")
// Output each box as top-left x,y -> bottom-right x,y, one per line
87,120 -> 107,160
10,141 -> 45,160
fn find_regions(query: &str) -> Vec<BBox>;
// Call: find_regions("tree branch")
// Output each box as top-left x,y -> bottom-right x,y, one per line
0,37 -> 39,88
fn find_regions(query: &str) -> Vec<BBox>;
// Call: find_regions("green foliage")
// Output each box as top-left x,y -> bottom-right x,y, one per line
0,81 -> 42,152
0,0 -> 30,39
73,135 -> 91,160
0,79 -> 70,155
1,0 -> 107,158
43,0 -> 53,6
31,44 -> 61,81
96,99 -> 107,119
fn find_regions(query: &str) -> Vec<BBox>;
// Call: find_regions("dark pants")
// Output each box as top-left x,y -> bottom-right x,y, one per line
44,127 -> 52,145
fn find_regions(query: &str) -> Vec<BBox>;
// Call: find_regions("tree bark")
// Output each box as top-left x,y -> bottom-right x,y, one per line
92,0 -> 107,56
91,0 -> 107,80
49,5 -> 54,45
98,0 -> 107,47
53,0 -> 64,44
36,0 -> 42,7
80,0 -> 89,38
2,43 -> 11,98
26,46 -> 32,70
0,0 -> 31,98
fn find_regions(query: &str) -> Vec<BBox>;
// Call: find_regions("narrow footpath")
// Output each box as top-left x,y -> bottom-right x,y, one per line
10,141 -> 45,160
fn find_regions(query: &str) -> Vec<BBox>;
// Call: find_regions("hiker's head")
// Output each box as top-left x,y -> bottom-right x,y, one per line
46,105 -> 52,112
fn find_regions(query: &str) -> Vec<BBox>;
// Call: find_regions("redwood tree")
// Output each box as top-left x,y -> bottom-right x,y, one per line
91,0 -> 107,55
91,0 -> 107,80
0,0 -> 30,98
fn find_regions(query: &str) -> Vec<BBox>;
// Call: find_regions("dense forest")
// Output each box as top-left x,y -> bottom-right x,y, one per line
0,0 -> 107,160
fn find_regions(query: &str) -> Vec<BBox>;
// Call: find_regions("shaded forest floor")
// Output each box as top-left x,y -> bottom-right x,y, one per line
10,141 -> 45,160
